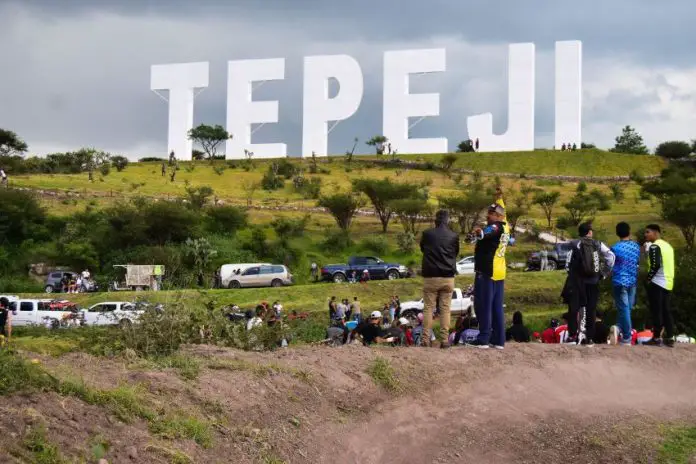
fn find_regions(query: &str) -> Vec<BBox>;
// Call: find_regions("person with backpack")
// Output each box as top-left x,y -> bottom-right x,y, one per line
643,224 -> 676,347
565,223 -> 615,346
611,222 -> 641,345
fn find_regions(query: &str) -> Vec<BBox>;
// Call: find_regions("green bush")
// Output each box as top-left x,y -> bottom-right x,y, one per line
396,232 -> 417,254
322,229 -> 354,252
655,141 -> 693,159
360,236 -> 389,255
274,159 -> 298,179
0,349 -> 59,396
205,206 -> 248,235
261,167 -> 285,191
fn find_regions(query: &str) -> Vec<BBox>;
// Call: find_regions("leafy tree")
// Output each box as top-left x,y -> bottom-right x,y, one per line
439,184 -> 490,235
456,139 -> 474,153
271,215 -> 309,245
241,180 -> 259,207
192,149 -> 205,161
184,185 -> 214,210
562,190 -> 611,226
390,198 -> 434,235
185,237 -> 218,286
365,135 -> 388,155
580,142 -> 597,149
111,155 -> 129,172
0,129 -> 28,156
691,139 -> 696,154
352,178 -> 424,233
318,193 -> 364,231
261,165 -> 285,191
205,205 -> 248,235
187,124 -> 232,161
533,191 -> 561,228
642,167 -> 696,250
655,141 -> 692,159
611,125 -> 649,155
142,201 -> 201,245
609,183 -> 625,202
81,148 -> 111,181
505,204 -> 527,236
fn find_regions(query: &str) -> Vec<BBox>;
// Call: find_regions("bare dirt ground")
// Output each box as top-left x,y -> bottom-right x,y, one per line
1,344 -> 695,463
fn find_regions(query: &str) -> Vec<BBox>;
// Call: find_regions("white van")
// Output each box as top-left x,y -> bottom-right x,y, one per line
220,263 -> 271,289
83,301 -> 143,327
8,299 -> 74,328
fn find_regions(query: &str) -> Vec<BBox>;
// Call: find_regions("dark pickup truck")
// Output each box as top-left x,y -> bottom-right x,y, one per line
526,241 -> 578,271
321,256 -> 409,283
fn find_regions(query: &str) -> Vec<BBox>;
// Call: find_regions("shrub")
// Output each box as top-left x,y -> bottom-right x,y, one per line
609,183 -> 625,202
243,227 -> 268,258
99,163 -> 111,176
184,185 -> 214,210
295,176 -> 322,199
138,157 -> 165,163
261,167 -> 285,191
205,206 -> 248,235
360,236 -> 389,255
322,229 -> 354,252
212,165 -> 225,176
275,159 -> 298,179
271,215 -> 309,242
396,232 -> 417,253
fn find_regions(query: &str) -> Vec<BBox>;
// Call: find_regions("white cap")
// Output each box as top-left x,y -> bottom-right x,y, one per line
398,317 -> 410,326
370,310 -> 382,319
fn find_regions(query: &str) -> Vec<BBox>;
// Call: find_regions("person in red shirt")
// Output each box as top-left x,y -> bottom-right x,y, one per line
541,318 -> 559,344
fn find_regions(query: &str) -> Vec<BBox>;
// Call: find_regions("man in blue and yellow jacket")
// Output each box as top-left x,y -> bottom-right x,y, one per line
467,203 -> 510,349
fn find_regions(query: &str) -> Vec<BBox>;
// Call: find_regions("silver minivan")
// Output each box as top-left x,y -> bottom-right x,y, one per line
227,265 -> 293,289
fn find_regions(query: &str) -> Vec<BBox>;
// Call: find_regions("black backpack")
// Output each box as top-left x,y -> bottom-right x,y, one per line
576,239 -> 601,278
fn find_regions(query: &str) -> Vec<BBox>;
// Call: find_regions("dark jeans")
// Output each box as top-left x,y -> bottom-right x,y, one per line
647,283 -> 674,339
569,283 -> 599,341
474,273 -> 505,346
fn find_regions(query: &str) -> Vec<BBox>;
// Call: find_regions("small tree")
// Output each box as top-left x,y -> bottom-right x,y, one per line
438,185 -> 491,236
345,137 -> 359,163
241,180 -> 259,207
562,190 -> 611,226
390,198 -> 434,235
655,141 -> 692,159
318,193 -> 364,231
505,204 -> 527,236
456,139 -> 474,153
365,135 -> 388,155
185,237 -> 218,287
111,155 -> 129,172
611,125 -> 648,155
352,178 -> 424,233
642,168 -> 696,250
82,148 -> 111,182
662,195 -> 696,251
609,183 -> 625,202
533,191 -> 561,228
187,124 -> 232,162
0,128 -> 28,156
581,142 -> 597,149
440,153 -> 458,175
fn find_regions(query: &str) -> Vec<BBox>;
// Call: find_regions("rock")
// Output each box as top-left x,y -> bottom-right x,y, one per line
126,446 -> 138,460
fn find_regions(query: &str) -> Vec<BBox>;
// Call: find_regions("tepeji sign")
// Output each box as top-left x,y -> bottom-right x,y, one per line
151,41 -> 581,160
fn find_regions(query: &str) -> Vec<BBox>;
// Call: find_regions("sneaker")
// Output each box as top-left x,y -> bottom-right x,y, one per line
490,344 -> 504,350
643,338 -> 663,347
619,339 -> 633,346
664,339 -> 675,348
466,340 -> 490,349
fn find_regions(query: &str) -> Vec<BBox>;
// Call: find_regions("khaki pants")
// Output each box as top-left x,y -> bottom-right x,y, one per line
422,277 -> 455,346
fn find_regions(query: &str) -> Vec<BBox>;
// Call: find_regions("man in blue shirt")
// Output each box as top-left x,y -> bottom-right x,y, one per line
611,222 -> 641,345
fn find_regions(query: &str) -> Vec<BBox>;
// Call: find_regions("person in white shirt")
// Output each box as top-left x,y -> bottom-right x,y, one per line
82,269 -> 91,280
272,301 -> 283,319
247,306 -> 264,331
0,168 -> 7,187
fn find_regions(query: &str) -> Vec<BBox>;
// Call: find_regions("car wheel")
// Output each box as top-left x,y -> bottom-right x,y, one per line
546,260 -> 558,271
229,280 -> 241,289
119,319 -> 132,329
271,279 -> 282,288
333,273 -> 346,284
386,270 -> 399,280
44,285 -> 54,294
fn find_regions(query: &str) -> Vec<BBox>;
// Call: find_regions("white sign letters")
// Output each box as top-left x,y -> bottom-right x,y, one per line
151,41 -> 582,160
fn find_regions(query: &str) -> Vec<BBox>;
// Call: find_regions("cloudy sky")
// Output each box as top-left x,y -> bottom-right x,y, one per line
1,0 -> 695,158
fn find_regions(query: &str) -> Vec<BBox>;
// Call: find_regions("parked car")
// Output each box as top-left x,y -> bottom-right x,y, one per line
526,241 -> 577,271
227,265 -> 294,289
456,256 -> 475,275
220,263 -> 271,289
320,256 -> 409,283
44,271 -> 98,293
82,301 -> 143,327
399,287 -> 474,323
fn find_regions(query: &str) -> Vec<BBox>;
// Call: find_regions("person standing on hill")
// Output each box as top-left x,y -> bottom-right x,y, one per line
419,210 -> 459,348
566,223 -> 615,346
467,203 -> 510,349
611,222 -> 641,345
643,224 -> 676,347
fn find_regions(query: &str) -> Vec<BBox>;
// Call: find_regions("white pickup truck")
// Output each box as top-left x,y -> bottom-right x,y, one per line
7,299 -> 75,328
399,287 -> 474,322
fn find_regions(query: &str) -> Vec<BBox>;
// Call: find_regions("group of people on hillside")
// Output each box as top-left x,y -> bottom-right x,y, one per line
60,269 -> 97,293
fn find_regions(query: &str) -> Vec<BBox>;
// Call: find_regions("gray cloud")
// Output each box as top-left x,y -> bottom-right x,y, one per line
0,0 -> 695,158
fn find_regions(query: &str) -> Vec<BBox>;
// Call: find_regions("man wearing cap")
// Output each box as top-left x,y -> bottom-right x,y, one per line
467,203 -> 510,349
419,210 -> 460,348
643,224 -> 676,347
356,311 -> 394,345
566,222 -> 615,345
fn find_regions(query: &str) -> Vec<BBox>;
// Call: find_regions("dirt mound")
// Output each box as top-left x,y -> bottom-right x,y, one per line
1,344 -> 695,463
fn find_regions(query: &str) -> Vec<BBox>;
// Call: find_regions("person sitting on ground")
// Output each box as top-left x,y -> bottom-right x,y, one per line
450,312 -> 472,345
400,318 -> 414,346
593,310 -> 610,345
287,310 -> 309,321
246,306 -> 264,331
635,327 -> 654,345
541,318 -> 559,344
356,311 -> 395,346
555,313 -> 570,343
272,301 -> 283,319
506,311 -> 531,343
461,317 -> 480,344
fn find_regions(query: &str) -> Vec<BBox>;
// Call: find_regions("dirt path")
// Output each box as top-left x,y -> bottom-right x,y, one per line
306,344 -> 696,463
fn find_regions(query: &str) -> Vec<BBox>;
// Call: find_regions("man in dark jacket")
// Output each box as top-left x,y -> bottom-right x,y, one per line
420,210 -> 459,348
